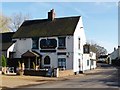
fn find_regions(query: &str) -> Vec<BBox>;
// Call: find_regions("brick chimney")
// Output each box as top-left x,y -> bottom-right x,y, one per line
48,9 -> 55,21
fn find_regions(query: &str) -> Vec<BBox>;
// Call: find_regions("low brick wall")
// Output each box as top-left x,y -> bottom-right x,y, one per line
24,70 -> 47,76
58,70 -> 74,77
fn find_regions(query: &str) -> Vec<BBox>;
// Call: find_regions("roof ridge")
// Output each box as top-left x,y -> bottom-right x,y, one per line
24,16 -> 80,22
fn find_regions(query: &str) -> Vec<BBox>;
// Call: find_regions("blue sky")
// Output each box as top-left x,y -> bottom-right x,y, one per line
1,2 -> 118,53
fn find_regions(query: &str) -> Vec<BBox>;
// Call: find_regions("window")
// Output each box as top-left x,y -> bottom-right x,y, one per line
91,60 -> 93,65
40,39 -> 57,49
78,38 -> 80,49
87,60 -> 89,66
9,52 -> 14,58
44,56 -> 50,65
83,44 -> 90,53
58,37 -> 66,49
58,58 -> 66,70
78,59 -> 81,68
32,38 -> 39,49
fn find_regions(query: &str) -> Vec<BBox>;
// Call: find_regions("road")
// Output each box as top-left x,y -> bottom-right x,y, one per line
21,64 -> 120,88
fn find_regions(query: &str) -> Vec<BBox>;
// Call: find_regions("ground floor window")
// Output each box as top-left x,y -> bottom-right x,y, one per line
58,58 -> 66,70
44,56 -> 50,65
87,60 -> 89,66
91,59 -> 93,65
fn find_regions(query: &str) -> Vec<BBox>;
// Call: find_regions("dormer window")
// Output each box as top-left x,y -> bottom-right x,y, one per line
58,37 -> 66,49
83,44 -> 90,54
32,38 -> 39,49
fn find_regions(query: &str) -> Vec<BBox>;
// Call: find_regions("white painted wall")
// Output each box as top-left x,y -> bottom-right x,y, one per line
91,52 -> 97,69
73,16 -> 86,73
13,35 -> 74,70
7,43 -> 15,58
38,36 -> 73,70
13,38 -> 32,58
83,53 -> 96,71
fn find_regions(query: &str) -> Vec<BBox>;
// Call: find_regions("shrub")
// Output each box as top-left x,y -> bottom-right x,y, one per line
1,55 -> 7,67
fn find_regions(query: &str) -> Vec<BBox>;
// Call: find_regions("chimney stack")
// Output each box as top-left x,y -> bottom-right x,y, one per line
48,9 -> 55,21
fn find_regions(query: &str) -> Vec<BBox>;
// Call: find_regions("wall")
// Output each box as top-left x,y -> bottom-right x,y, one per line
7,43 -> 15,58
13,38 -> 32,58
13,36 -> 74,70
38,36 -> 74,70
83,54 -> 90,71
73,16 -> 86,73
83,53 -> 96,72
58,69 -> 74,77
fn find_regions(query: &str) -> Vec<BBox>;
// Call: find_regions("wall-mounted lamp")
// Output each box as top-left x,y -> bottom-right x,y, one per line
66,52 -> 70,58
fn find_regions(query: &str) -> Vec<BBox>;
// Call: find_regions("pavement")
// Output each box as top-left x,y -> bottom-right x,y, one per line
1,72 -> 84,89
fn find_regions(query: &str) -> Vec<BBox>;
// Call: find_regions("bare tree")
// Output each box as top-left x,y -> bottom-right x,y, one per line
0,13 -> 11,33
9,12 -> 31,31
87,41 -> 107,60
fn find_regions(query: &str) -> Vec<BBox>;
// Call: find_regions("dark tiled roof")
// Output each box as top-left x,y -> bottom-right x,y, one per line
22,50 -> 42,57
2,32 -> 15,51
13,16 -> 80,38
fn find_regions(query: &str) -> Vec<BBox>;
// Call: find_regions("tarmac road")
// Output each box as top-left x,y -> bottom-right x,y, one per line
24,64 -> 120,88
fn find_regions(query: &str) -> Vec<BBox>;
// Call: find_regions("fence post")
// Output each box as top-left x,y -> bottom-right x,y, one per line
56,68 -> 59,77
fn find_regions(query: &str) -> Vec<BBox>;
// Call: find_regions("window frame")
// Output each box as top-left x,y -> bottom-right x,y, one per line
91,59 -> 94,66
87,60 -> 89,66
78,38 -> 80,50
58,58 -> 66,70
32,38 -> 39,49
44,56 -> 51,65
58,37 -> 66,49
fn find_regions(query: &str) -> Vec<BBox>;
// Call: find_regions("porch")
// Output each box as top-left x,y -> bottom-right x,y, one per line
21,50 -> 42,70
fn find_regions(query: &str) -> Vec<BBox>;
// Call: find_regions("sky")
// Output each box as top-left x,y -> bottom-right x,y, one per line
1,2 -> 118,53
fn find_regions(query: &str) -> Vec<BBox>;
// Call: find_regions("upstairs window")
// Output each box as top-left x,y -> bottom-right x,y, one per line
58,37 -> 66,49
40,39 -> 57,49
83,44 -> 90,54
32,38 -> 39,49
78,38 -> 80,49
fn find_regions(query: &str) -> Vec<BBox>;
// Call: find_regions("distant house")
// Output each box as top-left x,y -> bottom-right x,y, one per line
98,54 -> 111,64
98,55 -> 108,62
110,46 -> 120,66
1,32 -> 16,73
110,47 -> 120,60
11,9 -> 96,75
2,32 -> 15,59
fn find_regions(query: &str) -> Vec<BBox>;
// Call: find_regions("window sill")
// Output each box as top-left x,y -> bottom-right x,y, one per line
32,48 -> 39,50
